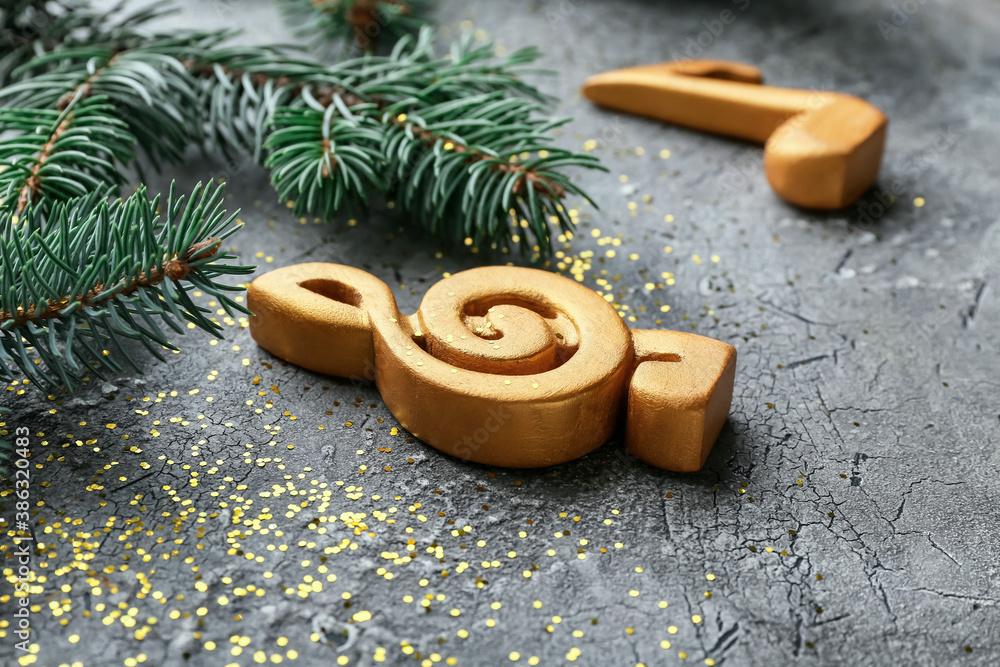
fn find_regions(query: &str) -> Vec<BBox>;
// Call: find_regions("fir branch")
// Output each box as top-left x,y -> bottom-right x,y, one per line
277,0 -> 429,52
189,45 -> 349,160
265,104 -> 384,219
0,182 -> 254,391
2,34 -> 223,171
0,95 -> 136,214
193,28 -> 605,251
192,24 -> 552,153
381,93 -> 603,251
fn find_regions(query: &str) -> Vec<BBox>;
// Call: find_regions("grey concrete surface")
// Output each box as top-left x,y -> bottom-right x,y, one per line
1,1 -> 999,666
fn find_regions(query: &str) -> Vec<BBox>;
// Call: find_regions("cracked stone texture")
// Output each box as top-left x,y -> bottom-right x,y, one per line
2,0 -> 999,666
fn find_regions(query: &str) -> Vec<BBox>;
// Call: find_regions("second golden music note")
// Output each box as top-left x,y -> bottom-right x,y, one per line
583,59 -> 887,209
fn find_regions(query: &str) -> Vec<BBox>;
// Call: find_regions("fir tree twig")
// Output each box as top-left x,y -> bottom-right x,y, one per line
194,28 -> 605,252
0,95 -> 136,214
0,182 -> 253,391
2,34 -> 221,176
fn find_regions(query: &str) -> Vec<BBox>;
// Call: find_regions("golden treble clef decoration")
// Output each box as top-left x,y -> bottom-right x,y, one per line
582,59 -> 888,209
248,264 -> 736,472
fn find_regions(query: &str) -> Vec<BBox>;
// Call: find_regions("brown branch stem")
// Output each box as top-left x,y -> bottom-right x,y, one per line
320,138 -> 334,177
15,113 -> 73,215
185,54 -> 564,197
15,54 -> 119,215
399,121 -> 565,198
0,239 -> 221,328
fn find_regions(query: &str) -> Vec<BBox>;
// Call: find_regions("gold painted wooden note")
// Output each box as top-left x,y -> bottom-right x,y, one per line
582,59 -> 887,209
248,264 -> 736,472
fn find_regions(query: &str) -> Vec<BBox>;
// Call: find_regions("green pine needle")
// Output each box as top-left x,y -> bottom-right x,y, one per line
265,104 -> 384,219
0,182 -> 254,391
381,92 -> 604,252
